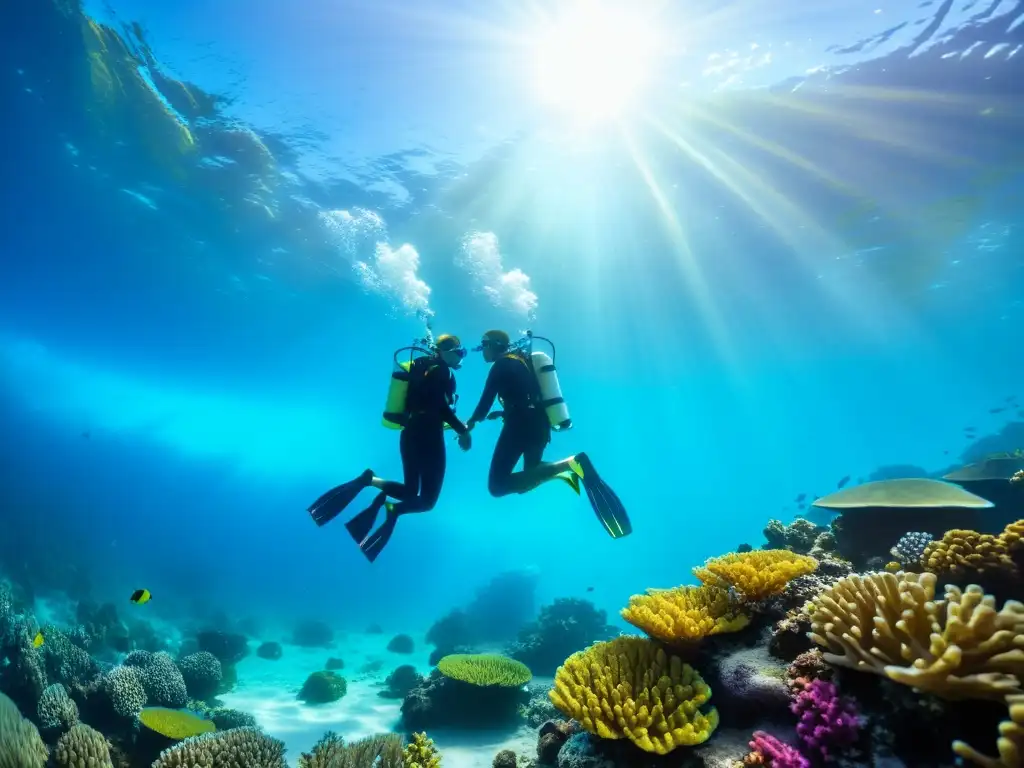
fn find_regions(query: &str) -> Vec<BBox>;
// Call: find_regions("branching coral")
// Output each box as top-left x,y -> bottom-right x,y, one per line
403,732 -> 441,768
298,732 -> 404,768
953,693 -> 1024,767
54,723 -> 113,768
152,726 -> 287,768
37,683 -> 79,734
744,731 -> 809,768
791,679 -> 859,761
621,584 -> 749,643
0,691 -> 49,768
436,654 -> 531,687
549,635 -> 719,754
920,529 -> 1017,578
694,550 -> 819,602
805,571 -> 1024,700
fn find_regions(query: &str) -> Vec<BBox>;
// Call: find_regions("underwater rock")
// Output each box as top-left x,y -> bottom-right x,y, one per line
366,623 -> 384,634
537,720 -> 576,765
709,644 -> 791,727
737,543 -> 754,553
507,598 -> 618,676
426,609 -> 474,654
291,619 -> 334,648
379,664 -> 422,699
196,630 -> 250,666
256,641 -> 282,661
325,657 -> 344,671
401,668 -> 529,730
387,634 -> 415,654
298,670 -> 347,704
786,650 -> 832,688
768,614 -> 813,661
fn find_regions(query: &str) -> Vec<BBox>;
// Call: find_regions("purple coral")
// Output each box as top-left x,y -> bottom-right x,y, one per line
748,731 -> 810,768
791,679 -> 860,761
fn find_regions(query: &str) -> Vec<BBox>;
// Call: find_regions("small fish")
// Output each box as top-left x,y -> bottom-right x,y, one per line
1007,395 -> 1017,402
836,475 -> 850,490
586,586 -> 594,592
990,407 -> 1006,414
32,632 -> 44,648
797,502 -> 807,510
794,493 -> 807,503
81,431 -> 90,439
130,589 -> 151,605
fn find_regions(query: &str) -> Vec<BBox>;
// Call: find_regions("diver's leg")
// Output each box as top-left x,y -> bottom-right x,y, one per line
487,420 -> 527,497
369,428 -> 419,501
388,425 -> 445,515
495,417 -> 573,495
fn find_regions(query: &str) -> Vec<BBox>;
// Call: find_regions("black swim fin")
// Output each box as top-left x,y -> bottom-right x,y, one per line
351,494 -> 396,563
308,469 -> 373,527
344,490 -> 386,544
568,452 -> 632,539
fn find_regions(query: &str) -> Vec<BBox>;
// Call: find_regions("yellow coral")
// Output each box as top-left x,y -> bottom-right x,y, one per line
920,529 -> 1017,577
549,636 -> 719,754
806,571 -> 1024,700
953,693 -> 1024,767
693,550 -> 818,601
403,732 -> 441,768
1001,520 -> 1024,550
621,584 -> 749,643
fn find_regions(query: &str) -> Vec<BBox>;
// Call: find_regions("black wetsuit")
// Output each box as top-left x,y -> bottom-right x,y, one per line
382,357 -> 467,514
469,354 -> 550,496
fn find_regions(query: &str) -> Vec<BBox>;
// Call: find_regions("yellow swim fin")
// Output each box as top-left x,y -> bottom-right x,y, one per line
553,471 -> 581,495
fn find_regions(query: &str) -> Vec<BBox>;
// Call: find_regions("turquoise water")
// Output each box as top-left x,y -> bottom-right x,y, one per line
0,1 -> 1023,753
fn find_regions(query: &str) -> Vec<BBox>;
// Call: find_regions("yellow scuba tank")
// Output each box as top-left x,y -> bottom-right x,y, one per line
382,359 -> 414,429
526,336 -> 572,431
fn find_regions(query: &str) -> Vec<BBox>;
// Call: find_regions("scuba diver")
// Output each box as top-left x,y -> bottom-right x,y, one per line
464,329 -> 632,539
306,334 -> 472,562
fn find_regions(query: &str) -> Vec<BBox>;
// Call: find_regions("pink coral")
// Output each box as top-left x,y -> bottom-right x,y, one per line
747,731 -> 810,768
791,679 -> 860,761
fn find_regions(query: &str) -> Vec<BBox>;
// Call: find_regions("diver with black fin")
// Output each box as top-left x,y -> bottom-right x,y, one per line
464,330 -> 632,539
306,333 -> 472,562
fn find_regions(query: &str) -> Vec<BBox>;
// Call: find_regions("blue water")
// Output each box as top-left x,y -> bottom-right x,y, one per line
1,0 -> 1023,636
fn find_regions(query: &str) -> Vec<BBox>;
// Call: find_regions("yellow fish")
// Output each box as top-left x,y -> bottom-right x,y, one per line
130,589 -> 151,605
32,632 -> 44,648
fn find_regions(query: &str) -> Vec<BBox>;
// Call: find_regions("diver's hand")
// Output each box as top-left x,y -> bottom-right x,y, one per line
457,432 -> 472,451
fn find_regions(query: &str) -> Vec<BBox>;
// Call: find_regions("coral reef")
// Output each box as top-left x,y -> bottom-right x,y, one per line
37,682 -> 79,736
694,550 -> 819,602
507,598 -> 618,676
790,678 -> 860,761
152,727 -> 287,768
257,641 -> 283,660
298,670 -> 348,704
103,664 -> 148,718
380,664 -> 422,699
177,650 -> 223,701
54,723 -> 113,768
621,584 -> 749,644
0,691 -> 49,767
387,634 -> 415,654
889,531 -> 933,568
129,651 -> 188,708
402,667 -> 530,730
745,731 -> 809,767
521,694 -> 560,728
762,519 -> 825,554
806,571 -> 1024,700
298,732 -> 404,768
292,619 -> 334,648
549,635 -> 719,753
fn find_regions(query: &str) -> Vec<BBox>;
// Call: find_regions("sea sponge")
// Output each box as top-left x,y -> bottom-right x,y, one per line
621,584 -> 749,644
953,693 -> 1024,767
103,665 -> 148,718
806,571 -> 1024,700
152,726 -> 287,768
436,654 -> 532,687
0,691 -> 49,767
694,550 -> 819,602
549,635 -> 719,754
37,683 -> 79,734
920,529 -> 1017,578
53,723 -> 113,768
403,732 -> 441,768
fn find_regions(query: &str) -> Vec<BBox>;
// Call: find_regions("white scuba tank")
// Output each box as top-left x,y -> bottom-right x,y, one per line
531,351 -> 572,431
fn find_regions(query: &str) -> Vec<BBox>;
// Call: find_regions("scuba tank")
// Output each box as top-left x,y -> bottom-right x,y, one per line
518,331 -> 572,432
381,327 -> 456,430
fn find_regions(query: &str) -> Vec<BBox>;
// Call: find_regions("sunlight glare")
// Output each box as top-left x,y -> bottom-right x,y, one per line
531,2 -> 662,123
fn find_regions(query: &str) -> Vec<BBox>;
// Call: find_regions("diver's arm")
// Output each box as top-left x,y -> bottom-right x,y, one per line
441,373 -> 469,436
467,364 -> 501,427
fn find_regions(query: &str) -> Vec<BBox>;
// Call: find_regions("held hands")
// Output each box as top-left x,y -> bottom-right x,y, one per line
457,431 -> 473,451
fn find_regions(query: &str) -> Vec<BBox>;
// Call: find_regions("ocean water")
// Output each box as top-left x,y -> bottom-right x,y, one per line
1,0 -> 1023,766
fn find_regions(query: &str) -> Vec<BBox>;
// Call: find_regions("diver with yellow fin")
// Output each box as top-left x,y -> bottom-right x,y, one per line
306,333 -> 471,562
465,330 -> 631,539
